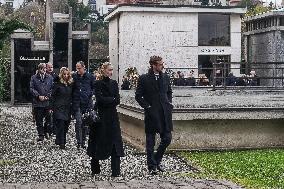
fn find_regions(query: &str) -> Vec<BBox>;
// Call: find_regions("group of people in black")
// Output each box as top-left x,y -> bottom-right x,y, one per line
171,69 -> 260,87
29,56 -> 173,177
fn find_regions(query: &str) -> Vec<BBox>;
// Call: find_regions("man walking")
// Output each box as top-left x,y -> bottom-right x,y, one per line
30,63 -> 53,141
46,62 -> 59,82
46,62 -> 58,136
135,56 -> 173,175
72,61 -> 95,149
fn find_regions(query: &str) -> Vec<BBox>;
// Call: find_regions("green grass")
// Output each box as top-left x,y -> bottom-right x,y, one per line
179,149 -> 284,189
0,159 -> 16,166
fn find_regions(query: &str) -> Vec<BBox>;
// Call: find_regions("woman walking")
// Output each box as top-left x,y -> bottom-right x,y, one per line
87,62 -> 124,177
51,67 -> 73,149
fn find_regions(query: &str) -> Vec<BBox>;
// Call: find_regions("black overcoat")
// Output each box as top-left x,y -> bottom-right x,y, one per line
51,82 -> 72,121
87,76 -> 124,160
135,69 -> 173,134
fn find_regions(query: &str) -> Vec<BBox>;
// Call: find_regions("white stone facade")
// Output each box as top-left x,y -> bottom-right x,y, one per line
105,5 -> 246,83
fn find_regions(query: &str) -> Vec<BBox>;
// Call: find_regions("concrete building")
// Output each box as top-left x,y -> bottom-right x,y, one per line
88,0 -> 96,11
96,0 -> 160,15
105,4 -> 246,83
229,0 -> 241,6
158,0 -> 229,6
243,8 -> 284,86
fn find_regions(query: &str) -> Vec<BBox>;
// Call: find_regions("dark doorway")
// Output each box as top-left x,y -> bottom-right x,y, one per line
53,23 -> 68,73
72,39 -> 89,71
198,55 -> 230,84
14,39 -> 49,103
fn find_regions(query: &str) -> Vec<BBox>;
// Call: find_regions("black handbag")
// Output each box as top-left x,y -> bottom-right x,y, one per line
82,109 -> 100,126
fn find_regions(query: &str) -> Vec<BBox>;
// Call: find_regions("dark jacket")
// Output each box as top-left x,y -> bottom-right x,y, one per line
30,73 -> 53,108
121,80 -> 131,90
87,76 -> 124,160
72,72 -> 95,112
51,82 -> 72,121
48,72 -> 59,83
135,69 -> 173,134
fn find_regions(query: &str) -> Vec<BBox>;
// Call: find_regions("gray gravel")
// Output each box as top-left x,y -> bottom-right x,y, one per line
0,105 -> 194,183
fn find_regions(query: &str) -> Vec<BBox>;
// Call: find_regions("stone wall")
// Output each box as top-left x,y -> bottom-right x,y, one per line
245,30 -> 284,86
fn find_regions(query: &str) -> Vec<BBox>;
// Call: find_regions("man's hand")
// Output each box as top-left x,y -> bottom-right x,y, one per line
39,96 -> 45,101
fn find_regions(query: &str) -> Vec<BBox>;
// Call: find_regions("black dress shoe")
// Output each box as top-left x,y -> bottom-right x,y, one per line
59,144 -> 65,149
157,164 -> 165,172
91,160 -> 101,175
37,136 -> 44,142
149,168 -> 158,175
111,173 -> 120,177
77,144 -> 81,149
44,133 -> 50,140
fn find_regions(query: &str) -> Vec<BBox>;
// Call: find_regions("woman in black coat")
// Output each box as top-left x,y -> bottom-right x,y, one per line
51,67 -> 73,149
87,62 -> 124,177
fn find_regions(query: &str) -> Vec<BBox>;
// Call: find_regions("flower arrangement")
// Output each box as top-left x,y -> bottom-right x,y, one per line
124,67 -> 139,89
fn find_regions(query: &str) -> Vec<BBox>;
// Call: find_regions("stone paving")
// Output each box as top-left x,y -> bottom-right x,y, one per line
0,104 -> 244,189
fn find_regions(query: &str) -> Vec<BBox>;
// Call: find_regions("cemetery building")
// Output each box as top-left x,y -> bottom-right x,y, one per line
243,8 -> 284,86
105,4 -> 246,84
10,0 -> 90,104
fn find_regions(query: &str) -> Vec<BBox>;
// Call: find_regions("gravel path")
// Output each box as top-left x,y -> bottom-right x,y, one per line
0,105 -> 243,188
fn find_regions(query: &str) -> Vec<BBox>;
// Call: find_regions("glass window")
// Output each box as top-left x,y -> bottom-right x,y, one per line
198,14 -> 230,46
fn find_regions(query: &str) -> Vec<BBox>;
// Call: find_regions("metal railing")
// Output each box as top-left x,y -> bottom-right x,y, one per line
165,62 -> 284,90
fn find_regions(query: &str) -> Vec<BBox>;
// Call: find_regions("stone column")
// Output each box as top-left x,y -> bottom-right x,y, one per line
49,3 -> 54,65
45,0 -> 51,41
68,7 -> 73,71
10,39 -> 15,105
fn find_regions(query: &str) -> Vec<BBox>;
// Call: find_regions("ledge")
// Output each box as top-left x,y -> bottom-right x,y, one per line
119,89 -> 284,120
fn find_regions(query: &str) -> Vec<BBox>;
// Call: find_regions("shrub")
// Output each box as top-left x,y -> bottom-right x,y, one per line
0,52 -> 10,102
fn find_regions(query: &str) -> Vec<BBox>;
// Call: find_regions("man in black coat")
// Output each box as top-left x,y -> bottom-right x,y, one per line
30,63 -> 53,142
72,61 -> 95,149
135,56 -> 173,175
46,62 -> 59,136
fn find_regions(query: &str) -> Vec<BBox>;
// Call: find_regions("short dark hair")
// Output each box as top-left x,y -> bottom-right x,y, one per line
77,61 -> 85,67
149,56 -> 162,66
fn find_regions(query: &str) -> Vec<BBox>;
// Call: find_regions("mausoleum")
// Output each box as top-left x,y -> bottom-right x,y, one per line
10,1 -> 90,104
105,4 -> 246,83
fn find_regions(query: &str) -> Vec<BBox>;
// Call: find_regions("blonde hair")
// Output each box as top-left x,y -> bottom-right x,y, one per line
59,67 -> 73,85
97,62 -> 112,80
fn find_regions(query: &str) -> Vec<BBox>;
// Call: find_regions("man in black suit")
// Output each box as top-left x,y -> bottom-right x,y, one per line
135,56 -> 173,175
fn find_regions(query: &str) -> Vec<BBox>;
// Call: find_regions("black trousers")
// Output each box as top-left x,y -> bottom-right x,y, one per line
55,119 -> 69,145
91,145 -> 120,176
146,132 -> 172,170
34,107 -> 50,137
45,111 -> 54,134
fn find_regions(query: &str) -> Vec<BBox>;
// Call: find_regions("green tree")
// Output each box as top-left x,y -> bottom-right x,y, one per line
0,18 -> 33,50
67,0 -> 91,30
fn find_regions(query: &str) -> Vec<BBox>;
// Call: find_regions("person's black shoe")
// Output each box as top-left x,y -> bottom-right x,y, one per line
77,144 -> 81,149
111,173 -> 120,177
91,160 -> 101,175
37,136 -> 44,142
59,144 -> 65,149
157,164 -> 165,172
44,133 -> 50,140
149,168 -> 158,175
